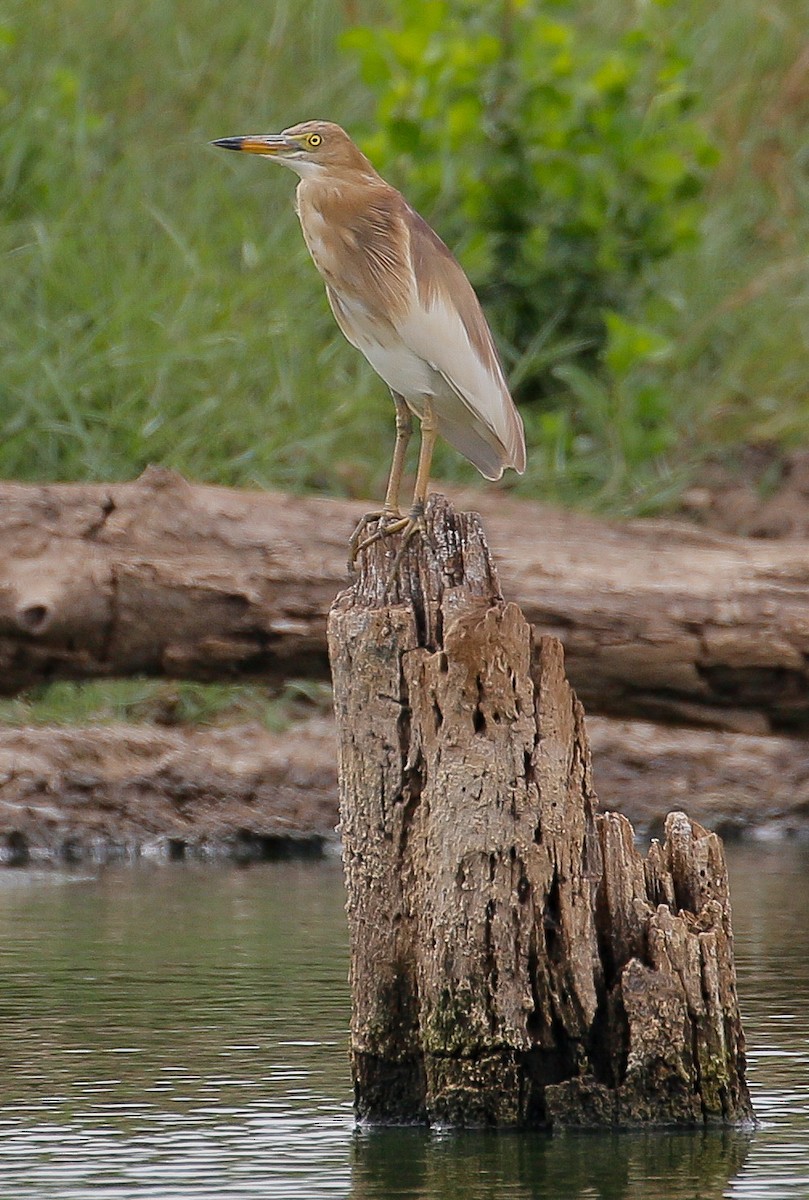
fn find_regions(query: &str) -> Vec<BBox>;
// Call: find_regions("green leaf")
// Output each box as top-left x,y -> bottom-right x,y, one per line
603,311 -> 673,377
339,0 -> 715,409
388,117 -> 422,153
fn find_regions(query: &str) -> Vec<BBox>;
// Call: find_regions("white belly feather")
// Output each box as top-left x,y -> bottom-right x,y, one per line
328,289 -> 437,403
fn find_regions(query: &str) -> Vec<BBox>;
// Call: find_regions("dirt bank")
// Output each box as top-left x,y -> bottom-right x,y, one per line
1,714 -> 807,866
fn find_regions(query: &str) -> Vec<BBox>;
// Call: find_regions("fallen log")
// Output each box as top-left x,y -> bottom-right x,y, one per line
327,495 -> 753,1128
2,470 -> 809,730
0,467 -> 340,691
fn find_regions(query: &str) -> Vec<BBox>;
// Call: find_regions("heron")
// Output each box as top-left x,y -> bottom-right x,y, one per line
212,120 -> 525,561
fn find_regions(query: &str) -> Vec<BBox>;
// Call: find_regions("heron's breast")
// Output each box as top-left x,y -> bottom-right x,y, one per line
299,207 -> 345,286
297,191 -> 411,316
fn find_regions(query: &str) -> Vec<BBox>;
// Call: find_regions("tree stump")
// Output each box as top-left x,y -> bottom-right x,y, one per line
327,496 -> 753,1128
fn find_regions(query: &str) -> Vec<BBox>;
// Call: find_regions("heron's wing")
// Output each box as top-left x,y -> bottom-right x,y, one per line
396,206 -> 526,476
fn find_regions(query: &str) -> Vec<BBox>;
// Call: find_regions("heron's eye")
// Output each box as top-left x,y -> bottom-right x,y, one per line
307,133 -> 322,148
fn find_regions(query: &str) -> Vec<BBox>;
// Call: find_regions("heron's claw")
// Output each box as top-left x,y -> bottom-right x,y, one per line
381,506 -> 430,591
348,507 -> 403,569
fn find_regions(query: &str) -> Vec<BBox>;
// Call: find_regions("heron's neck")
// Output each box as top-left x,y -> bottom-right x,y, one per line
297,166 -> 385,200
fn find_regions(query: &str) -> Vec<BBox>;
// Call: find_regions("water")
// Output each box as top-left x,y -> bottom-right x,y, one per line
0,844 -> 806,1200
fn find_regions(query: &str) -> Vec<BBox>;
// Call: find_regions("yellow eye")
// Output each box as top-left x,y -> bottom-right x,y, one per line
308,133 -> 322,148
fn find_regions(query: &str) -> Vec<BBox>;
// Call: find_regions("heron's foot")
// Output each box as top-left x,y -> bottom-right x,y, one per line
381,505 -> 429,589
353,507 -> 424,557
348,507 -> 403,566
350,504 -> 432,591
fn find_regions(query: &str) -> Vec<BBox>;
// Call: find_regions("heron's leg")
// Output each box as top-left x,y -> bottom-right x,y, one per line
373,400 -> 438,585
355,399 -> 436,551
349,393 -> 412,562
408,397 -> 437,519
382,393 -> 413,517
384,393 -> 434,561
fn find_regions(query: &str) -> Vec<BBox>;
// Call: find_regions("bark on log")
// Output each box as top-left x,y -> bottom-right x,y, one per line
328,496 -> 753,1128
2,470 -> 809,730
0,468 -> 341,691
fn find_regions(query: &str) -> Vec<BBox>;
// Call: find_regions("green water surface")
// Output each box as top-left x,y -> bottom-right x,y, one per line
0,844 -> 806,1199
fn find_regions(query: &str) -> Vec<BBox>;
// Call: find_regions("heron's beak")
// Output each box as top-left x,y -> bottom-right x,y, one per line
211,134 -> 294,156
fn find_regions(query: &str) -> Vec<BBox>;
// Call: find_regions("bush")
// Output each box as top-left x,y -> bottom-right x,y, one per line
343,0 -> 718,407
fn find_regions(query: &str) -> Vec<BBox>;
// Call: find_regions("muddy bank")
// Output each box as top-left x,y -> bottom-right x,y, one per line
1,715 -> 807,866
0,719 -> 338,866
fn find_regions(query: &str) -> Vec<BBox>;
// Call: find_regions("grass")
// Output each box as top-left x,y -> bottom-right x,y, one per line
1,0 -> 808,724
1,0 -> 808,507
0,679 -> 333,731
0,0 -> 398,500
658,0 -> 809,461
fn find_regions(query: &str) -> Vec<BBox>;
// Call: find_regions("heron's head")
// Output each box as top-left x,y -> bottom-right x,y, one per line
211,120 -> 373,180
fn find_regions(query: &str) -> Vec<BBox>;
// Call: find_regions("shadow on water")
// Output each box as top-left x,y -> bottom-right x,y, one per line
350,1125 -> 753,1200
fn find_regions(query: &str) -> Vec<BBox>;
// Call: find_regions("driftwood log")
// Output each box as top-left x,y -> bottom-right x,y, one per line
1,470 -> 809,731
327,496 -> 753,1128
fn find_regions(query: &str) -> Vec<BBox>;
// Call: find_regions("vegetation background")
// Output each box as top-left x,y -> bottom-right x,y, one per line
1,0 -> 808,723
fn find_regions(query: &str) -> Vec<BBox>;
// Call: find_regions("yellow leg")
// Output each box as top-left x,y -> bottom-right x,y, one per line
349,393 -> 413,563
382,393 -> 413,516
353,399 -> 437,584
409,397 -> 437,518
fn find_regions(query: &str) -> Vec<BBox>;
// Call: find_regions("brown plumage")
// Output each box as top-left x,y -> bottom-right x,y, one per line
212,120 -> 526,556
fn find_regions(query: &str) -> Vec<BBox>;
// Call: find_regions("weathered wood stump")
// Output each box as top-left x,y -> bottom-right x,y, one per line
327,495 -> 753,1128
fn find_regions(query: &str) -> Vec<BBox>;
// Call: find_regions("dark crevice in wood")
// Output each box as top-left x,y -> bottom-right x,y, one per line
83,493 -> 117,539
543,868 -> 563,964
526,927 -> 544,1041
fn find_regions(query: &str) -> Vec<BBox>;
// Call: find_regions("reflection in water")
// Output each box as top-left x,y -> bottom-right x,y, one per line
351,1126 -> 752,1200
0,863 -> 354,1199
0,845 -> 805,1199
